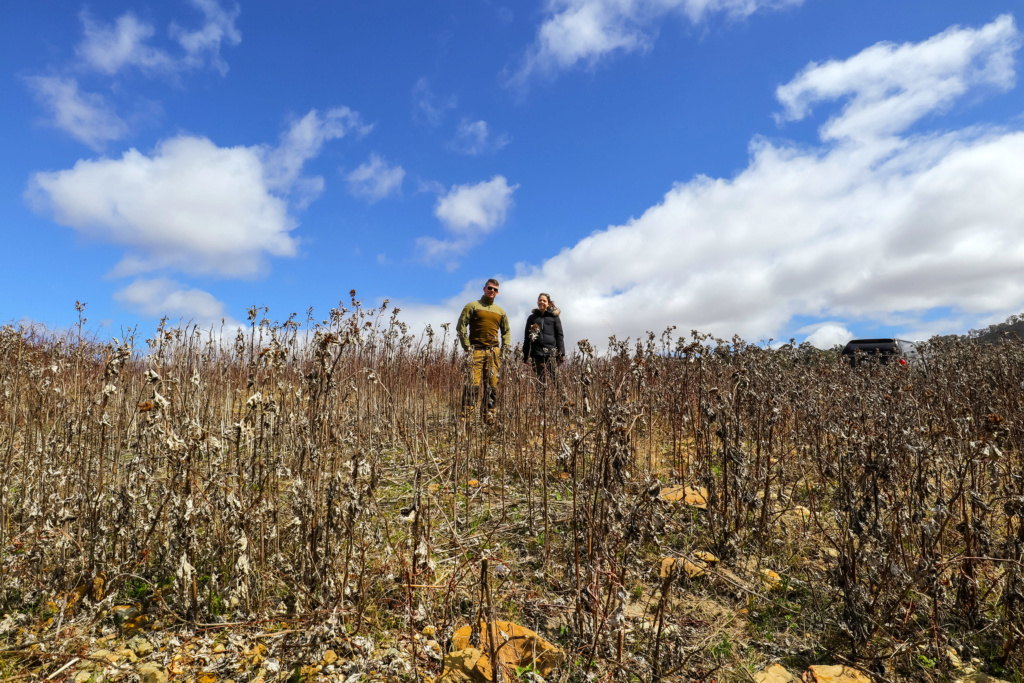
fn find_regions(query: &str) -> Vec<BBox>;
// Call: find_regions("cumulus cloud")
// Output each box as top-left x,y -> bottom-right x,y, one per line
449,119 -> 511,155
346,153 -> 405,202
402,16 -> 1024,349
417,176 -> 518,268
776,14 -> 1019,141
28,107 -> 362,278
114,278 -> 239,327
75,0 -> 240,76
435,176 -> 518,232
511,0 -> 805,86
802,323 -> 854,350
412,78 -> 457,126
24,76 -> 128,150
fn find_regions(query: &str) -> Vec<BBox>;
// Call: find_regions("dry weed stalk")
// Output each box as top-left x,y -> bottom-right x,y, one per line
0,307 -> 1022,680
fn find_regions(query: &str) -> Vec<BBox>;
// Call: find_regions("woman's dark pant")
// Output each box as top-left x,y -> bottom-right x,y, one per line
531,354 -> 559,389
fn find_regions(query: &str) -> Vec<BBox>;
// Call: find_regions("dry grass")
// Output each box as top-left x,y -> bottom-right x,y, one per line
0,300 -> 1022,682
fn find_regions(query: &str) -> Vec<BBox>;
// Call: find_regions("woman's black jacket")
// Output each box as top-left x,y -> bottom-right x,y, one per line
523,308 -> 564,361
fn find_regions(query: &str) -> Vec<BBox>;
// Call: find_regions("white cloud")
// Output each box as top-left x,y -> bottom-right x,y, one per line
417,176 -> 519,269
412,78 -> 457,126
346,153 -> 405,202
264,107 -> 371,193
28,107 -> 362,278
24,76 -> 128,150
114,277 -> 238,326
402,16 -> 1024,349
172,0 -> 242,75
511,0 -> 805,86
26,1 -> 240,151
776,14 -> 1020,141
75,0 -> 240,76
435,176 -> 518,233
802,323 -> 853,349
76,11 -> 173,75
449,119 -> 511,155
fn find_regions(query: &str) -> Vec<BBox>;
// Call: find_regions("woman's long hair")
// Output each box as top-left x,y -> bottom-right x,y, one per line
536,292 -> 559,315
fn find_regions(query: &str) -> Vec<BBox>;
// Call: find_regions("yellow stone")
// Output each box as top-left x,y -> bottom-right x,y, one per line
451,621 -> 564,677
661,485 -> 708,508
761,568 -> 783,590
660,557 -> 706,579
323,649 -> 338,665
754,663 -> 796,683
804,665 -> 872,683
694,550 -> 719,563
438,648 -> 490,683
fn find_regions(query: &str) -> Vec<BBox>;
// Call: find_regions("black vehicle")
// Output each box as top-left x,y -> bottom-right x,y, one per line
840,338 -> 924,368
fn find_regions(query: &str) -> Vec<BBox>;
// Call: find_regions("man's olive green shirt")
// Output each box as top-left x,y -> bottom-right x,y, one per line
457,297 -> 511,351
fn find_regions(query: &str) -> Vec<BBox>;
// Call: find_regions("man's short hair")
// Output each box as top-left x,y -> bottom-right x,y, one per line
486,278 -> 500,287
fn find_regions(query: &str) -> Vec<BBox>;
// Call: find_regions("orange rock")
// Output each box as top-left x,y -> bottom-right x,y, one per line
438,648 -> 491,683
802,665 -> 872,683
661,485 -> 708,508
755,663 -> 797,683
760,568 -> 783,590
91,572 -> 107,601
660,557 -> 706,579
451,621 -> 564,677
790,506 -> 812,521
660,485 -> 685,502
684,486 -> 709,508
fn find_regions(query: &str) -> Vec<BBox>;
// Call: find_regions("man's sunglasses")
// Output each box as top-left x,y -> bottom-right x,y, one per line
485,286 -> 498,292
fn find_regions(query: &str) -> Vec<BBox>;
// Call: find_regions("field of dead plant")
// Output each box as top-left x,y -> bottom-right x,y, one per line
1,297 -> 1022,683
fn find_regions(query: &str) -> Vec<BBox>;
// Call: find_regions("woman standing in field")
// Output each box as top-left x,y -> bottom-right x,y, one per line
523,293 -> 565,383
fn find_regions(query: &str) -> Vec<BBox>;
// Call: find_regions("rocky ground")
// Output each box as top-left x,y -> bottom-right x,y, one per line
0,482 -> 1012,683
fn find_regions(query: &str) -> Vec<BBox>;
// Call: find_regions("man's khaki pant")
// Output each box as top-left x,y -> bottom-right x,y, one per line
463,347 -> 500,421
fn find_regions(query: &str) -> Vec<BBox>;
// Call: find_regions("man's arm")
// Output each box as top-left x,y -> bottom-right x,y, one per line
500,311 -> 511,351
456,303 -> 474,351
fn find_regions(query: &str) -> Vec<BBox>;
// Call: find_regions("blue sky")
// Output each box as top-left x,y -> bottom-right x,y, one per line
4,0 -> 1024,349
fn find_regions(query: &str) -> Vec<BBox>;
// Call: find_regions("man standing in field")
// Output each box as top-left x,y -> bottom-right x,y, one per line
457,278 -> 511,425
